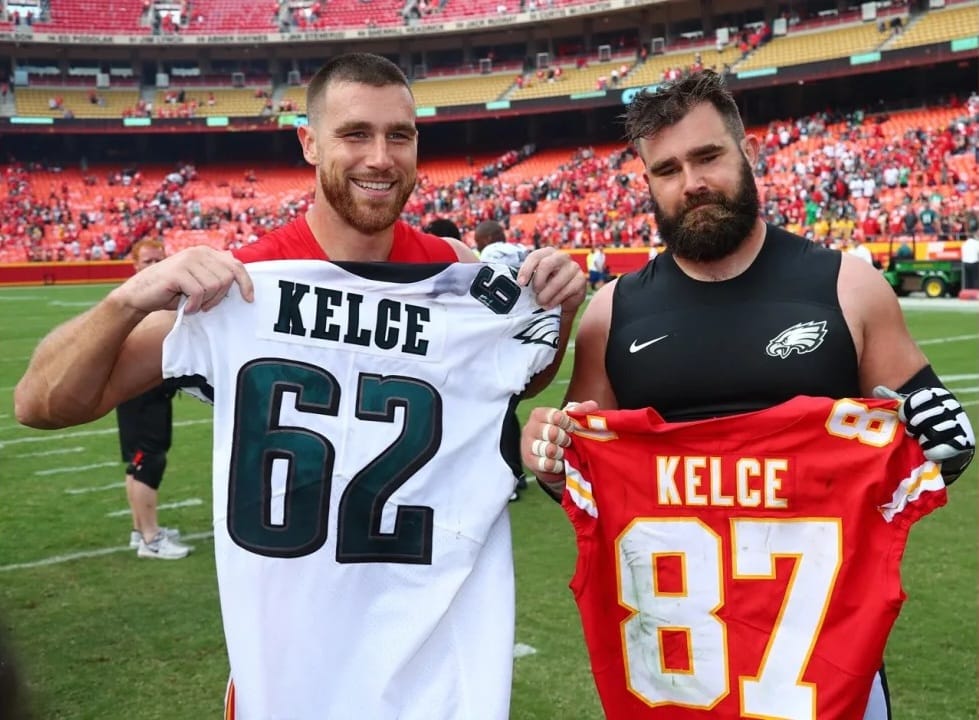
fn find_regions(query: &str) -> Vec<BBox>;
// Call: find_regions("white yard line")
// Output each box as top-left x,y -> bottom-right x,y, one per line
36,461 -> 118,477
105,498 -> 204,517
64,481 -> 126,495
0,531 -> 215,572
513,643 -> 538,658
13,446 -> 86,458
0,418 -> 211,448
918,334 -> 978,346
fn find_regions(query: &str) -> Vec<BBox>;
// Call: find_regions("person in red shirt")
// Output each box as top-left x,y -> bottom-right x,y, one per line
14,52 -> 585,426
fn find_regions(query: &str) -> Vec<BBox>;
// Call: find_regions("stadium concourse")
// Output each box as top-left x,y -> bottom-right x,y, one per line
0,99 -> 976,269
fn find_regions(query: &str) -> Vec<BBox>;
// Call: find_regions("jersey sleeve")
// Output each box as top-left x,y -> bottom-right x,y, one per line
161,297 -> 217,386
492,275 -> 560,392
479,244 -> 527,269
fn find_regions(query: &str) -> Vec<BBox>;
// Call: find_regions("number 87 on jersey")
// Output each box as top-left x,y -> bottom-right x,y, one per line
561,397 -> 946,720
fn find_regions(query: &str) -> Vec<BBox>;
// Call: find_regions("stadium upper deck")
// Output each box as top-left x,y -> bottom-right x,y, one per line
2,0 -> 976,122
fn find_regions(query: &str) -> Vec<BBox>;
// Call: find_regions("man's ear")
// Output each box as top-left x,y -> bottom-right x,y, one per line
297,125 -> 317,166
742,134 -> 760,166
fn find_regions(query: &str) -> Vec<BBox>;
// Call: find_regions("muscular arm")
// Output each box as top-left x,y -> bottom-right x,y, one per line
562,281 -> 619,408
14,246 -> 252,429
837,253 -> 929,393
451,239 -> 587,397
448,238 -> 478,262
525,305 -> 577,398
520,247 -> 588,398
520,281 -> 619,495
14,296 -> 173,428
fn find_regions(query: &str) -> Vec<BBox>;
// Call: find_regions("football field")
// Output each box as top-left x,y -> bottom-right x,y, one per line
0,284 -> 975,720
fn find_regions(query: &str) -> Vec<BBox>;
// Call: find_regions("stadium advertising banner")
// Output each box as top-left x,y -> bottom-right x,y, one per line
0,0 -> 658,45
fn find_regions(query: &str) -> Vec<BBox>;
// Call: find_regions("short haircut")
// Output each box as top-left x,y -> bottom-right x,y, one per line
473,220 -> 506,250
306,53 -> 410,125
424,218 -> 461,240
130,238 -> 164,263
623,70 -> 745,149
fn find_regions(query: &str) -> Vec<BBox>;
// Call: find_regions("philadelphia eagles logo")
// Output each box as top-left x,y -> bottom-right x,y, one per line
766,321 -> 828,358
515,311 -> 560,348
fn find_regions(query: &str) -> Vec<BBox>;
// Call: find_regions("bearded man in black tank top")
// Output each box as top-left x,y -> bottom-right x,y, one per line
521,71 -> 974,720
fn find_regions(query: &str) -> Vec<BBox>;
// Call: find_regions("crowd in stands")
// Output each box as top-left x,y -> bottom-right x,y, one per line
148,0 -> 205,33
1,94 -> 976,264
5,5 -> 43,26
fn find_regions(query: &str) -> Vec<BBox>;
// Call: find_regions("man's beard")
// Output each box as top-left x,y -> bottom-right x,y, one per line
318,166 -> 415,235
653,158 -> 760,263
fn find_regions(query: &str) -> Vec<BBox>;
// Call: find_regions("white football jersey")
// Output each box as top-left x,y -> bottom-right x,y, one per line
477,241 -> 529,269
162,260 -> 560,720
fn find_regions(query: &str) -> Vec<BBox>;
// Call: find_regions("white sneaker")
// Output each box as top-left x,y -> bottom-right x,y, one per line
129,527 -> 180,549
137,531 -> 192,560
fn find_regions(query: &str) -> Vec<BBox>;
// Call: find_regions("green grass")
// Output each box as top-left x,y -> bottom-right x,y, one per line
0,285 -> 975,719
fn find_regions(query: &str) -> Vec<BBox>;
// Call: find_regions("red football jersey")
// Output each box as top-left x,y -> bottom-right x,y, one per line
232,216 -> 458,263
562,396 -> 946,720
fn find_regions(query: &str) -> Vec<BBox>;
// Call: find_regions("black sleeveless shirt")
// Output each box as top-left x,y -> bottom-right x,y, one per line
606,225 -> 859,421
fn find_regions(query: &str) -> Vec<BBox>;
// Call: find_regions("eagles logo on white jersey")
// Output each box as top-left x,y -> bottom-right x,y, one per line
515,311 -> 561,348
766,320 -> 828,358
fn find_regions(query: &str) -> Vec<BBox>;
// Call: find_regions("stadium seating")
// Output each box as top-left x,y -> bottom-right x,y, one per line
1,101 -> 975,264
436,0 -> 597,21
623,46 -> 744,88
181,0 -> 278,33
14,88 -> 141,118
33,0 -> 149,33
508,58 -> 633,101
886,1 -> 979,50
278,86 -> 306,113
736,20 -> 899,71
289,0 -> 405,29
152,87 -> 272,117
416,154 -> 503,185
410,73 -> 517,108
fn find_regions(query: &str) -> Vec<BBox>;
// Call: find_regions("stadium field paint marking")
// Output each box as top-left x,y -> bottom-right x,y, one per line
36,461 -> 119,477
943,373 -> 979,383
0,355 -> 31,364
0,418 -> 211,448
918,334 -> 977,346
64,481 -> 126,495
0,295 -> 43,301
0,531 -> 215,572
106,497 -> 204,517
48,300 -> 98,308
513,643 -> 538,658
14,445 -> 86,458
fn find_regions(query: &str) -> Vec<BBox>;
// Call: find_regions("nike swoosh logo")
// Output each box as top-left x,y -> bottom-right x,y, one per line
629,335 -> 670,353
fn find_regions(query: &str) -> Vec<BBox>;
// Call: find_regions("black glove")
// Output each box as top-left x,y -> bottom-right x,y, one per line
874,386 -> 975,484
